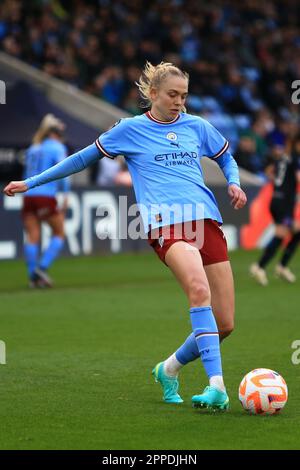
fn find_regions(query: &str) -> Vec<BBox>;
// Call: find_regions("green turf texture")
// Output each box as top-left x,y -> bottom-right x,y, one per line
0,249 -> 299,450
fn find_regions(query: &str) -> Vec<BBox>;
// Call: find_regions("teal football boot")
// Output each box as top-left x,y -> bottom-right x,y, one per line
192,386 -> 229,410
152,362 -> 183,404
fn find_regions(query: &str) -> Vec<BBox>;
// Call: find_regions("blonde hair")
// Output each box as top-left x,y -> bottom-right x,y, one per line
32,114 -> 65,144
136,61 -> 189,111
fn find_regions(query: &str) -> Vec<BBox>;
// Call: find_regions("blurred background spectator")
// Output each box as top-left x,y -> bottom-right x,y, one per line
1,0 -> 299,179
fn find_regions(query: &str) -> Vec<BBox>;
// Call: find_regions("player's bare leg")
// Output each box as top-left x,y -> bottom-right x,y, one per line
153,241 -> 210,403
204,261 -> 235,342
24,213 -> 41,244
165,241 -> 211,308
162,260 -> 234,381
153,241 -> 229,409
47,211 -> 65,239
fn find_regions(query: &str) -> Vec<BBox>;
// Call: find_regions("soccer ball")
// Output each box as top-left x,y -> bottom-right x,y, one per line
239,368 -> 288,415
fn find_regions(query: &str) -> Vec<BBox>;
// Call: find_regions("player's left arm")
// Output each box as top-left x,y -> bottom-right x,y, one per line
216,152 -> 247,209
201,119 -> 247,210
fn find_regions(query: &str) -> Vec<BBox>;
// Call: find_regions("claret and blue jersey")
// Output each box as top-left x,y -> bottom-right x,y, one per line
96,111 -> 231,230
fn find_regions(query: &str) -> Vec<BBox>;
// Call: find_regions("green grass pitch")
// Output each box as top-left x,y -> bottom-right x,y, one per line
0,249 -> 299,450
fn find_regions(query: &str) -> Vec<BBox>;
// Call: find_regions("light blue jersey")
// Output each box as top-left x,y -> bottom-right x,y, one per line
96,112 -> 233,230
25,112 -> 240,232
25,138 -> 69,197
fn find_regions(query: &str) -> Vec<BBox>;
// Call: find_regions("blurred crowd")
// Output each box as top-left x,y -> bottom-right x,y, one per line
1,0 -> 300,179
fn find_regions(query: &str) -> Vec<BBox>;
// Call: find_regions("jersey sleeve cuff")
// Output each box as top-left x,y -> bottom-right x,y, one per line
95,139 -> 116,159
24,177 -> 35,189
212,141 -> 229,159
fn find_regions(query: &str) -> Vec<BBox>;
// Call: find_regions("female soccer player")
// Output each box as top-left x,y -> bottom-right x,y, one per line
250,136 -> 300,285
22,114 -> 69,287
4,62 -> 246,409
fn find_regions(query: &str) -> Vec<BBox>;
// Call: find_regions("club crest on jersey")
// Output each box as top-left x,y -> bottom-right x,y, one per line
166,132 -> 177,141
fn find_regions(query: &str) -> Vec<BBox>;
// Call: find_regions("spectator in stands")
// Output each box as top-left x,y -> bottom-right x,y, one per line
1,0 -> 299,177
234,136 -> 262,175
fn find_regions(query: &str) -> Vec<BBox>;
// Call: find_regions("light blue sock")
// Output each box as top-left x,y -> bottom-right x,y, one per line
175,333 -> 199,365
40,236 -> 64,270
24,243 -> 39,279
190,306 -> 223,378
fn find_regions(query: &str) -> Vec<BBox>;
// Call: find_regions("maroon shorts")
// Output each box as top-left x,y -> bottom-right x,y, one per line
147,219 -> 229,266
22,196 -> 58,220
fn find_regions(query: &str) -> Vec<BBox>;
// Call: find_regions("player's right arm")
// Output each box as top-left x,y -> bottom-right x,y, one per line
4,118 -> 130,197
4,143 -> 102,196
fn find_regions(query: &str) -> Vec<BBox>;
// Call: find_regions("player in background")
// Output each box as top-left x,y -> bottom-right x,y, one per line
4,62 -> 247,410
22,114 -> 69,287
250,135 -> 300,285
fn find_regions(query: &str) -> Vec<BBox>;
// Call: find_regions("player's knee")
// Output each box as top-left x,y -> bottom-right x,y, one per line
57,231 -> 65,239
52,227 -> 65,238
219,323 -> 234,341
27,231 -> 40,244
188,280 -> 211,306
